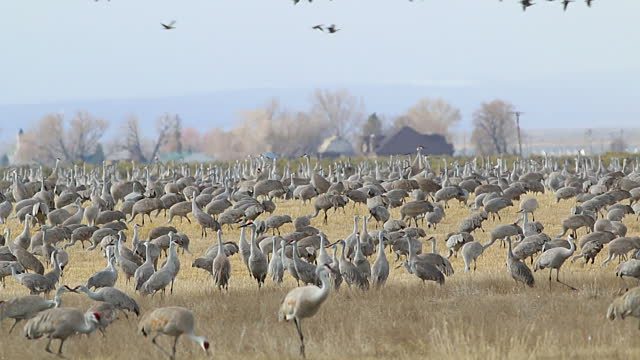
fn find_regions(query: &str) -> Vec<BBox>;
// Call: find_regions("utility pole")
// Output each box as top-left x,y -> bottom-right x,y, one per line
510,111 -> 524,158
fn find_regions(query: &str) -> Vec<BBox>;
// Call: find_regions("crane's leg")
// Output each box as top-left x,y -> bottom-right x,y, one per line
57,338 -> 66,355
556,269 -> 577,291
151,334 -> 172,358
171,336 -> 180,360
548,269 -> 552,290
45,337 -> 54,354
294,318 -> 305,359
8,319 -> 20,333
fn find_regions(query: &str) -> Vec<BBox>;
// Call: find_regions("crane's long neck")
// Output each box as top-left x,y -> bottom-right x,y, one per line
352,218 -> 359,236
144,244 -> 152,265
319,235 -> 329,259
431,238 -> 437,254
376,235 -> 385,260
239,227 -> 247,246
79,287 -> 100,300
339,242 -> 347,262
187,333 -> 208,348
482,237 -> 497,250
280,241 -> 287,259
272,237 -> 278,257
217,233 -> 225,257
506,237 -> 515,259
407,238 -> 415,263
292,241 -> 299,260
250,227 -> 258,254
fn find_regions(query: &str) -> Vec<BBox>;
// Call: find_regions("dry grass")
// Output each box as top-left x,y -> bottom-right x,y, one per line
1,193 -> 640,359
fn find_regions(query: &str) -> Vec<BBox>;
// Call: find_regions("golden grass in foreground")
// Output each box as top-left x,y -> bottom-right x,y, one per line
1,193 -> 639,359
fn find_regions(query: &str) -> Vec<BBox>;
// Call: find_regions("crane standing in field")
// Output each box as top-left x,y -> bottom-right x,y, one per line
534,235 -> 577,290
24,308 -> 101,355
212,230 -> 231,291
139,306 -> 210,360
0,285 -> 76,333
278,264 -> 332,359
506,237 -> 535,287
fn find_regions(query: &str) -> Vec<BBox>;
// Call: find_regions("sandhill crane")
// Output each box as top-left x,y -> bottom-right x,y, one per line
75,285 -> 141,317
336,240 -> 368,290
534,236 -> 576,290
269,234 -> 284,284
212,230 -> 231,291
135,242 -> 155,291
242,222 -> 268,289
601,237 -> 640,267
292,240 -> 318,286
616,260 -> 640,288
353,233 -> 371,280
421,237 -> 454,276
114,233 -> 139,284
14,214 -> 32,249
0,285 -> 75,333
139,306 -> 210,360
9,253 -> 60,296
278,264 -> 332,359
0,200 -> 12,224
401,236 -> 445,286
461,238 -> 497,272
518,198 -> 538,221
140,237 -> 180,296
24,308 -> 100,355
87,301 -> 119,335
607,287 -> 640,329
505,237 -> 535,287
86,246 -> 118,290
192,197 -> 220,237
238,226 -> 251,273
371,232 -> 389,288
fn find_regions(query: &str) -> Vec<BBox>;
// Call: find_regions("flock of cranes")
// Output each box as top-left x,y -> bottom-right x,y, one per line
0,151 -> 639,358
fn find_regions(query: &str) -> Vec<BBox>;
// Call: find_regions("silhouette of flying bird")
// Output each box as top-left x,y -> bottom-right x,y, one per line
312,24 -> 324,32
327,24 -> 340,33
161,21 -> 176,30
585,0 -> 593,7
562,0 -> 573,11
520,0 -> 535,11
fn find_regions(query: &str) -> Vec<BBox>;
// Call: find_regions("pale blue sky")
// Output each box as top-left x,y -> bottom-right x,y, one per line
2,0 -> 638,105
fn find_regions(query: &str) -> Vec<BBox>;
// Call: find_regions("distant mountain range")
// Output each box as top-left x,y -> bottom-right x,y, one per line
1,78 -> 638,148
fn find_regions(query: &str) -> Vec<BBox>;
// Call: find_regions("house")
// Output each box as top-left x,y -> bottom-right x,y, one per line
317,135 -> 354,158
360,126 -> 454,156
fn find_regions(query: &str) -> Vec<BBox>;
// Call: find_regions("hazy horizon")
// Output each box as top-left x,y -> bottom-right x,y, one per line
1,1 -> 639,144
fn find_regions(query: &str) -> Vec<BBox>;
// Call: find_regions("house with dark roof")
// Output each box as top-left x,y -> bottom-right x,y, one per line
360,126 -> 454,156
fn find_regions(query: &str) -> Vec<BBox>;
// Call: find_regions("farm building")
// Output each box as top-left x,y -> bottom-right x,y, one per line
360,126 -> 454,156
317,135 -> 355,158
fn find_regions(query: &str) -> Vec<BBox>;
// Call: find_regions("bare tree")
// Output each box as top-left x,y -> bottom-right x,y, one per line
609,130 -> 626,153
16,112 -> 109,164
395,98 -> 461,139
471,100 -> 517,155
311,89 -> 365,138
123,115 -> 148,162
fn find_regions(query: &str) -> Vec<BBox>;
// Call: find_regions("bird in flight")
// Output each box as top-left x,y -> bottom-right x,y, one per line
520,0 -> 535,11
327,24 -> 340,34
585,0 -> 594,7
562,0 -> 573,11
161,20 -> 176,30
312,24 -> 324,32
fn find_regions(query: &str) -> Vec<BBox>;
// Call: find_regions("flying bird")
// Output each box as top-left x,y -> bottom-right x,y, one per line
520,0 -> 535,11
585,0 -> 593,7
312,24 -> 324,32
562,0 -> 573,11
327,24 -> 340,34
161,20 -> 176,30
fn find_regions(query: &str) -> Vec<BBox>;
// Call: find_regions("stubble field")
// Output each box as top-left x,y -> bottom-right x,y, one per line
1,192 -> 639,360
